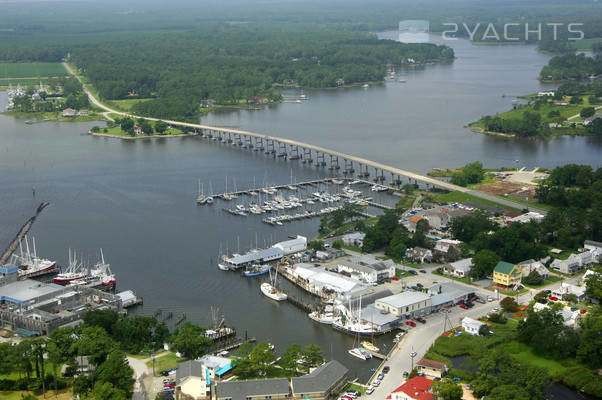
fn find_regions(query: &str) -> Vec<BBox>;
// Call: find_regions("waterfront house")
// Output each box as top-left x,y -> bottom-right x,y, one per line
216,378 -> 290,400
462,317 -> 487,335
387,376 -> 434,400
405,215 -> 425,232
337,255 -> 396,284
134,125 -> 143,135
584,240 -> 602,262
442,258 -> 472,278
492,261 -> 521,288
62,108 -> 76,117
375,291 -> 432,318
291,360 -> 348,400
415,358 -> 448,378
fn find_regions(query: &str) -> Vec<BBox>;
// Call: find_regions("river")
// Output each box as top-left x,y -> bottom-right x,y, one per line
0,35 -> 600,383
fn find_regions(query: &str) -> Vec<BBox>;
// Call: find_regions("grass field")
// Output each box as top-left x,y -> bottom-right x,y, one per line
97,125 -> 186,137
146,352 -> 185,375
0,389 -> 73,400
107,98 -> 153,111
569,37 -> 602,51
0,62 -> 67,79
429,190 -> 519,211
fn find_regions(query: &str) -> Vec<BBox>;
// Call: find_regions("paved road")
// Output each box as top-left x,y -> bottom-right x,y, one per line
63,63 -> 548,215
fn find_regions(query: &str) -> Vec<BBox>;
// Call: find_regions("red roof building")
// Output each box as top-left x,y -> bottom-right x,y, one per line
387,376 -> 435,400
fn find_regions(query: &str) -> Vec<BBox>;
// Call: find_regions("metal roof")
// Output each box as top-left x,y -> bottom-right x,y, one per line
0,279 -> 64,304
216,378 -> 289,399
430,293 -> 453,307
376,291 -> 431,309
226,247 -> 283,266
360,304 -> 400,326
291,360 -> 348,394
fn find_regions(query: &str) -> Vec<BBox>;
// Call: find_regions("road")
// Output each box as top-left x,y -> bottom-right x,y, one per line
367,268 -> 581,398
63,62 -> 548,215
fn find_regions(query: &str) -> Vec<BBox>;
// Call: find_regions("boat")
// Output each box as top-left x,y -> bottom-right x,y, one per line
53,250 -> 87,284
261,282 -> 287,301
218,263 -> 229,271
361,340 -> 379,353
348,347 -> 372,360
243,264 -> 270,277
362,84 -> 370,88
89,249 -> 116,287
309,311 -> 334,324
331,179 -> 344,185
9,236 -> 57,279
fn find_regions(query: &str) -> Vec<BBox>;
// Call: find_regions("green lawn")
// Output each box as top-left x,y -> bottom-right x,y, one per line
0,389 -> 73,400
146,352 -> 186,375
108,98 -> 154,111
96,125 -> 186,137
0,62 -> 67,79
341,244 -> 362,253
569,37 -> 602,51
395,268 -> 412,279
522,275 -> 563,289
430,191 -> 519,211
432,269 -> 472,285
344,383 -> 367,394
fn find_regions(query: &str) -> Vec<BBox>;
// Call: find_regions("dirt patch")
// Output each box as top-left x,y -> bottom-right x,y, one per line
477,181 -> 536,200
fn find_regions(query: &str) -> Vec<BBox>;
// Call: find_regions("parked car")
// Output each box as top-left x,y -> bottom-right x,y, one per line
459,304 -> 468,310
372,380 -> 380,387
420,269 -> 427,274
537,298 -> 548,304
377,373 -> 385,380
492,307 -> 500,312
433,377 -> 441,381
544,289 -> 552,294
476,297 -> 486,304
383,366 -> 390,373
406,321 -> 417,327
366,387 -> 374,395
409,270 -> 418,275
391,277 -> 399,281
416,317 -> 426,323
464,302 -> 474,308
549,296 -> 559,301
487,296 -> 494,302
416,283 -> 423,288
403,371 -> 409,377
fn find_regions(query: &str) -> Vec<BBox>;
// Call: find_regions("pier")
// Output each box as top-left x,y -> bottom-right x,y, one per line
285,293 -> 317,313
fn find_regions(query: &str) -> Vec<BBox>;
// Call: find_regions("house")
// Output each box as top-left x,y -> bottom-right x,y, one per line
197,355 -> 232,379
493,261 -> 522,288
176,360 -> 210,399
550,253 -> 585,274
387,376 -> 434,400
415,358 -> 448,378
538,91 -> 555,97
290,360 -> 348,400
61,108 -> 76,117
557,307 -> 581,328
552,282 -> 586,302
342,232 -> 365,247
337,255 -> 396,284
423,208 -> 470,230
405,247 -> 433,263
517,260 -> 549,278
134,125 -> 143,135
584,240 -> 602,262
335,78 -> 345,86
78,109 -> 89,116
434,239 -> 462,256
462,317 -> 487,335
375,291 -> 432,318
215,378 -> 290,400
442,258 -> 472,278
509,212 -> 544,224
406,215 -> 425,232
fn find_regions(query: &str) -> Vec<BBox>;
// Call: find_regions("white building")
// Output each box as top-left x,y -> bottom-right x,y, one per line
550,251 -> 595,274
443,258 -> 472,278
517,259 -> 550,278
289,263 -> 364,296
552,282 -> 586,301
462,317 -> 486,335
584,240 -> 602,261
342,232 -> 365,247
510,212 -> 544,224
273,236 -> 307,255
337,255 -> 396,284
374,291 -> 431,318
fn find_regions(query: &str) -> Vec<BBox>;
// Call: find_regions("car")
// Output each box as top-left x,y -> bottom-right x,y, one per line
580,309 -> 587,314
377,373 -> 384,380
405,321 -> 416,327
476,297 -> 486,304
160,370 -> 170,376
410,285 -> 420,291
464,302 -> 474,308
383,366 -> 390,373
549,296 -> 559,301
391,277 -> 399,281
403,371 -> 409,377
487,296 -> 494,302
346,391 -> 360,397
416,283 -> 423,288
366,387 -> 374,395
433,377 -> 441,381
466,384 -> 473,390
420,269 -> 427,273
409,270 -> 418,275
537,298 -> 548,304
459,304 -> 468,310
492,307 -> 500,312
544,289 -> 552,294
416,317 -> 426,323
339,396 -> 353,400
372,380 -> 380,387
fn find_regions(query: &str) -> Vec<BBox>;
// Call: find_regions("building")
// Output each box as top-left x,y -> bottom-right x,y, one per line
537,91 -> 555,97
288,263 -> 365,297
509,212 -> 544,224
427,281 -> 475,303
550,253 -> 589,274
405,215 -> 425,232
216,378 -> 290,400
584,240 -> 602,260
442,258 -> 472,278
134,125 -> 143,135
552,282 -> 586,302
273,236 -> 307,255
61,108 -> 76,117
405,247 -> 433,263
517,260 -> 549,278
415,358 -> 448,378
387,376 -> 434,400
197,355 -> 232,379
78,109 -> 89,116
423,208 -> 470,230
225,247 -> 284,269
493,261 -> 521,288
359,303 -> 403,332
462,317 -> 487,335
375,291 -> 432,318
429,293 -> 453,312
176,360 -> 209,399
433,239 -> 462,257
342,232 -> 365,247
291,360 -> 348,399
337,256 -> 396,284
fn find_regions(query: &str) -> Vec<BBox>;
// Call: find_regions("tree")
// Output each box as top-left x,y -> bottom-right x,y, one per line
580,107 -> 595,119
95,350 -> 135,397
577,309 -> 602,369
119,117 -> 134,133
432,380 -> 463,400
478,324 -> 490,336
562,293 -> 578,303
140,120 -> 154,135
248,342 -> 276,375
517,308 -> 579,359
171,322 -> 211,359
308,240 -> 325,251
92,381 -> 128,400
155,120 -> 168,134
450,210 -> 496,243
332,240 -> 343,249
500,297 -> 519,312
471,249 -> 500,279
522,270 -> 543,286
585,272 -> 602,303
279,344 -> 302,375
301,343 -> 323,368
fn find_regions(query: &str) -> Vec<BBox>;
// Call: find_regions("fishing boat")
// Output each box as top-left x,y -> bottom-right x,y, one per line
261,266 -> 287,301
89,249 -> 116,287
10,236 -> 57,279
348,347 -> 372,360
243,264 -> 270,277
309,311 -> 334,324
53,250 -> 87,284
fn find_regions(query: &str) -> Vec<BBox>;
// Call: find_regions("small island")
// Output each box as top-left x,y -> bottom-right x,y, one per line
89,117 -> 193,139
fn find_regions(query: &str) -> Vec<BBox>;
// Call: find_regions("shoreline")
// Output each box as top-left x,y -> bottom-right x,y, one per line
88,131 -> 197,140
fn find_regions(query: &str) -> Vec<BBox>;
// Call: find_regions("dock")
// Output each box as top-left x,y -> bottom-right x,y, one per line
209,337 -> 256,354
285,293 -> 317,313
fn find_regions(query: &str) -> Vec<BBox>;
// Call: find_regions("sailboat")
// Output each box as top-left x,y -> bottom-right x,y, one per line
261,265 -> 287,301
54,249 -> 88,284
347,296 -> 373,360
10,236 -> 57,279
196,180 -> 208,205
217,244 -> 229,271
308,304 -> 334,324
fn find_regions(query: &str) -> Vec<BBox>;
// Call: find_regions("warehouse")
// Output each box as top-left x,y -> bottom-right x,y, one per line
272,235 -> 307,255
225,247 -> 283,269
289,263 -> 365,296
428,281 -> 475,303
375,291 -> 432,318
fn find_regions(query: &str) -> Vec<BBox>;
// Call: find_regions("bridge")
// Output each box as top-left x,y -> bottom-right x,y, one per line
64,63 -> 546,215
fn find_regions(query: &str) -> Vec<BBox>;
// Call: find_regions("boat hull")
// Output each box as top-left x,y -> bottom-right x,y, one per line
260,283 -> 287,301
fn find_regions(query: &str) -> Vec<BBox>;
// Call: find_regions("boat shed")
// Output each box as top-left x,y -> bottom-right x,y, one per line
226,247 -> 284,268
273,236 -> 307,255
430,293 -> 454,311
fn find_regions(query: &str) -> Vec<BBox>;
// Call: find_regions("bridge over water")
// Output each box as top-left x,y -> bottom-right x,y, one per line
65,63 -> 546,214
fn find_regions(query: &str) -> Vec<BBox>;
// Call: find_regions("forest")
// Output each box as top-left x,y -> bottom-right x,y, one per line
540,53 -> 602,81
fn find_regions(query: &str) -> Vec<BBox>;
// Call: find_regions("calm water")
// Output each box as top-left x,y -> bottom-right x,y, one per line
0,36 -> 600,382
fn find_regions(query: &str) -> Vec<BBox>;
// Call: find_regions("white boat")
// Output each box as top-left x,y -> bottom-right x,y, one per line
361,341 -> 379,353
10,236 -> 57,279
331,179 -> 344,185
218,263 -> 229,271
348,347 -> 372,360
362,84 -> 369,88
308,311 -> 334,324
54,249 -> 87,285
261,282 -> 287,301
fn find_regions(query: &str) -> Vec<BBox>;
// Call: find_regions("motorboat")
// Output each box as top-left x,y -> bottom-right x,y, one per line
348,347 -> 372,360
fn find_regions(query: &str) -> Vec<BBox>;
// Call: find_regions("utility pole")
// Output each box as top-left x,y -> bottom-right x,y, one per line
410,349 -> 417,372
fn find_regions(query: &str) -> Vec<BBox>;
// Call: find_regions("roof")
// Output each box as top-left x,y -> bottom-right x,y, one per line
430,293 -> 453,307
0,279 -> 64,304
197,355 -> 231,371
448,258 -> 472,272
360,304 -> 402,327
291,360 -> 348,394
216,378 -> 289,399
376,291 -> 431,309
428,281 -> 474,300
226,247 -> 283,266
494,261 -> 517,275
416,358 -> 447,370
176,360 -> 204,381
409,215 -> 424,223
584,240 -> 602,248
388,376 -> 434,400
462,317 -> 486,330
